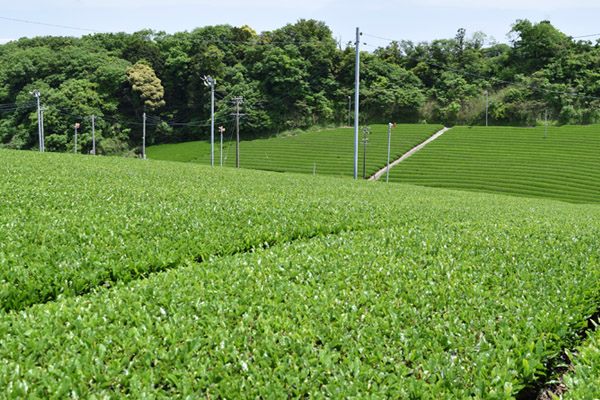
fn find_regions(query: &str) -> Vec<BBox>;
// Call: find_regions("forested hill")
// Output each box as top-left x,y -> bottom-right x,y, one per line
1,19 -> 599,155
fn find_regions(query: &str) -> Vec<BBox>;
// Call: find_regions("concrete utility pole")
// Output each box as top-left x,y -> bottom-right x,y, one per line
386,122 -> 396,183
347,95 -> 351,126
91,114 -> 96,155
40,107 -> 48,152
74,123 -> 79,154
142,112 -> 146,159
545,110 -> 548,139
218,125 -> 225,166
354,27 -> 361,180
30,90 -> 42,152
361,126 -> 371,179
484,90 -> 488,127
231,96 -> 244,168
203,75 -> 216,166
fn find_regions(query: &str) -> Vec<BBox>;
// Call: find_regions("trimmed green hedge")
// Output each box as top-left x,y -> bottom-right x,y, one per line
3,148 -> 600,397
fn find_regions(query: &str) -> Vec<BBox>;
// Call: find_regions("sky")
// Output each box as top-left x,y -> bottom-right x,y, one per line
2,0 -> 600,48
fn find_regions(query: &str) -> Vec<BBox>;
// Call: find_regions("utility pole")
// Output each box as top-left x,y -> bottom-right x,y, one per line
203,75 -> 216,166
361,126 -> 371,179
142,112 -> 146,159
30,90 -> 42,152
347,95 -> 351,126
91,114 -> 96,155
484,90 -> 488,127
218,126 -> 225,166
231,96 -> 244,168
386,122 -> 396,183
354,27 -> 361,180
545,110 -> 548,139
74,123 -> 79,154
40,107 -> 48,152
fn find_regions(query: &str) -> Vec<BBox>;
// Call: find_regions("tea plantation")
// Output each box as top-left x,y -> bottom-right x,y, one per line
388,125 -> 600,204
1,148 -> 600,398
147,124 -> 444,177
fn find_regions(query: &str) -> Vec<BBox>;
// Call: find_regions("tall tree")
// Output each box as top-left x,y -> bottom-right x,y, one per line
126,62 -> 166,113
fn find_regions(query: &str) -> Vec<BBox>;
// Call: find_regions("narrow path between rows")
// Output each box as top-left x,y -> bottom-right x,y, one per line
369,127 -> 451,181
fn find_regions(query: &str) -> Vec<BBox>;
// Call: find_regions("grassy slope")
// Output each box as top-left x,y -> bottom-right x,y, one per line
147,124 -> 444,177
145,140 -> 213,163
2,149 -> 600,397
388,125 -> 600,204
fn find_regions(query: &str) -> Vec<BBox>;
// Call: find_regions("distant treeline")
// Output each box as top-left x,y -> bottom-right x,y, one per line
1,19 -> 599,154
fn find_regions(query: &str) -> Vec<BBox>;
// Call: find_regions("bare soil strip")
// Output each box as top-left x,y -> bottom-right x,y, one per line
369,127 -> 451,181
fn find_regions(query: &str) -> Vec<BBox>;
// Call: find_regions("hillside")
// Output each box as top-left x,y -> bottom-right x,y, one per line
2,148 -> 600,397
388,125 -> 600,204
2,19 -> 600,155
147,124 -> 443,177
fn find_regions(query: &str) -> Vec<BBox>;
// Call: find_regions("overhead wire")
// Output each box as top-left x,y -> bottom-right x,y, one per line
0,16 -> 100,33
0,15 -> 335,47
49,105 -> 232,128
363,31 -> 600,46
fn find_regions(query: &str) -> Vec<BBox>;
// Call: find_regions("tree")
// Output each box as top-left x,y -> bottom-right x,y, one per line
510,20 -> 567,74
126,62 -> 165,113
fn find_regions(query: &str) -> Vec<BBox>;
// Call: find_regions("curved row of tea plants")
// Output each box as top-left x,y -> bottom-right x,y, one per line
147,124 -> 444,177
562,325 -> 600,399
0,148 -> 377,312
388,125 -> 600,204
2,191 -> 600,398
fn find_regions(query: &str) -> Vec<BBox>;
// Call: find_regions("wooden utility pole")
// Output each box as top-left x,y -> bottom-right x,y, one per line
231,96 -> 244,168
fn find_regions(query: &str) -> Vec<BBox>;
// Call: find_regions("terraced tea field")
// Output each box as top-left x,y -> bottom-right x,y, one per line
388,125 -> 600,204
2,148 -> 600,398
147,124 -> 443,177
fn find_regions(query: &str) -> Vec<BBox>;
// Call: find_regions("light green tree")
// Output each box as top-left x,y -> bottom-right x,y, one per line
126,62 -> 166,112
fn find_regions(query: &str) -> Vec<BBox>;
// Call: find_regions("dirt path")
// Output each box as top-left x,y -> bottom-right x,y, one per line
369,127 -> 451,181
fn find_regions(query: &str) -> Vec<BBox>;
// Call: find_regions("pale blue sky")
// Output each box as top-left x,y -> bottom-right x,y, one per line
2,0 -> 600,47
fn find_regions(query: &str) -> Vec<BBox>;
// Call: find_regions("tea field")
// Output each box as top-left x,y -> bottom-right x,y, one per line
2,148 -> 600,398
563,325 -> 600,399
387,125 -> 600,204
147,124 -> 444,177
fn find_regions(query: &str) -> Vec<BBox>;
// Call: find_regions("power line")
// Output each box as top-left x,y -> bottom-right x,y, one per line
363,31 -> 600,46
0,15 -> 334,47
0,16 -> 100,33
51,105 -> 232,128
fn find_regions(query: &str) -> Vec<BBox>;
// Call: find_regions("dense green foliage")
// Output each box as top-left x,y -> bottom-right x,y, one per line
147,124 -> 443,177
2,149 -> 600,397
0,148 -> 365,312
1,19 -> 599,154
563,325 -> 600,398
388,125 -> 600,203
